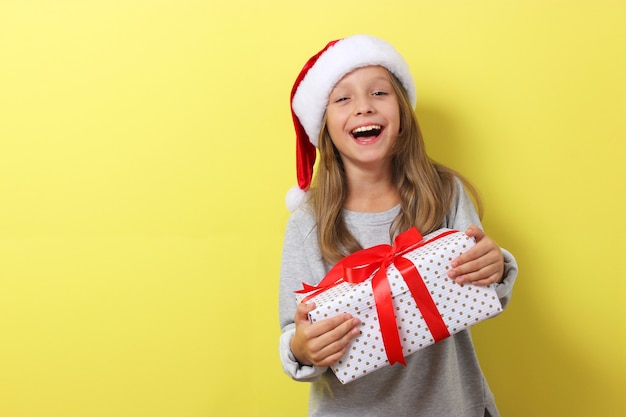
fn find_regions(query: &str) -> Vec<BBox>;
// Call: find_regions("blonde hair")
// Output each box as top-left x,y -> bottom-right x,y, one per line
310,69 -> 482,265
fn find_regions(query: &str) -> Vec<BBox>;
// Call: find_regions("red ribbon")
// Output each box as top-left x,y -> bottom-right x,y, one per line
296,227 -> 456,366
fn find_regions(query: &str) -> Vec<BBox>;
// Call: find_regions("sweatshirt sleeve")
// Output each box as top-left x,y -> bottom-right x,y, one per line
278,209 -> 329,382
446,178 -> 518,309
495,248 -> 517,309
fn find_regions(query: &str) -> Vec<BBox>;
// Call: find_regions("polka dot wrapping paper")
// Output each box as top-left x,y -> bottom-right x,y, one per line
295,228 -> 502,384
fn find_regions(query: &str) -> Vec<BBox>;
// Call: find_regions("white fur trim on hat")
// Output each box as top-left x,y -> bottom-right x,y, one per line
291,34 -> 416,148
285,185 -> 309,213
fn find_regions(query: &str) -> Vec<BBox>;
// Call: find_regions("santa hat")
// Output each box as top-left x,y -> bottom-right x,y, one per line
287,34 -> 417,212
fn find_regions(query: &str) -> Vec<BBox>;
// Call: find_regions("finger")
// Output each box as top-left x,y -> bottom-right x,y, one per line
324,317 -> 361,342
451,231 -> 500,269
312,337 -> 355,366
291,309 -> 357,366
453,226 -> 488,267
464,224 -> 485,240
471,275 -> 500,286
453,263 -> 500,284
309,318 -> 361,366
453,249 -> 504,283
450,242 -> 491,271
313,349 -> 348,367
468,265 -> 504,285
308,314 -> 359,340
294,302 -> 316,326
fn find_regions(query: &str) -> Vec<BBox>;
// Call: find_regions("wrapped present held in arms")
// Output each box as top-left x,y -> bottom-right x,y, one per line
295,227 -> 502,384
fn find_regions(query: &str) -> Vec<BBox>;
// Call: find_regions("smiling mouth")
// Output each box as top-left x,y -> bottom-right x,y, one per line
351,125 -> 382,140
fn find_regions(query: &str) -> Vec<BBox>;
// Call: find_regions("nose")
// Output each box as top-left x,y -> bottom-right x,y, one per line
354,95 -> 374,115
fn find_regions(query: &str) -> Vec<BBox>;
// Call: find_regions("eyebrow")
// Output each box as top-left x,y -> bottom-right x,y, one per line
334,76 -> 392,90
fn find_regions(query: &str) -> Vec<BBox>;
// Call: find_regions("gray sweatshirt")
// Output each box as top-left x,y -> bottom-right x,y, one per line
279,180 -> 518,417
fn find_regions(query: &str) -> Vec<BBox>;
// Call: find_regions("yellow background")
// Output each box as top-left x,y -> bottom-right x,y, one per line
1,1 -> 624,416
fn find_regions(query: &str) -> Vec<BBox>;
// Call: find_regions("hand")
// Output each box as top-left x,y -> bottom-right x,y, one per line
447,225 -> 504,286
290,301 -> 361,367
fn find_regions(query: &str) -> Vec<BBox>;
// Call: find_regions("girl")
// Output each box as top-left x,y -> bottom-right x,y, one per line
279,34 -> 518,417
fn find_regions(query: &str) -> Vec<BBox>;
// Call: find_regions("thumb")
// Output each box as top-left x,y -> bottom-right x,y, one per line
294,302 -> 316,326
465,224 -> 485,241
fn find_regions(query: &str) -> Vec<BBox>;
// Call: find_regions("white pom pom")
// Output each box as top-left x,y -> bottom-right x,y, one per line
286,185 -> 308,212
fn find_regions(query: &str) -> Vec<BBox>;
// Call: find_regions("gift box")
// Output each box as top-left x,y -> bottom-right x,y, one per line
295,228 -> 502,384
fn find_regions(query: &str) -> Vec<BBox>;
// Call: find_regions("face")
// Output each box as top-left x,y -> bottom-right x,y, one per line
325,66 -> 400,174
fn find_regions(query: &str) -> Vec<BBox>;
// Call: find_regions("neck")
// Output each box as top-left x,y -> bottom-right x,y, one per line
343,167 -> 400,212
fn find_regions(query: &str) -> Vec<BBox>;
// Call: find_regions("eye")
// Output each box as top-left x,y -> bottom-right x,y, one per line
373,91 -> 388,96
334,96 -> 349,103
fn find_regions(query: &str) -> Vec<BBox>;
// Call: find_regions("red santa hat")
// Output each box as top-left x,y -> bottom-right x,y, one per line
287,34 -> 417,212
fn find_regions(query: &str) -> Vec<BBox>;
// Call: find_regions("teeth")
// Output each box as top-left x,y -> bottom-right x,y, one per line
351,125 -> 382,134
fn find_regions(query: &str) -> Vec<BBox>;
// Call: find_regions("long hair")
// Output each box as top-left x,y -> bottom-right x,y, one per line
310,69 -> 482,265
